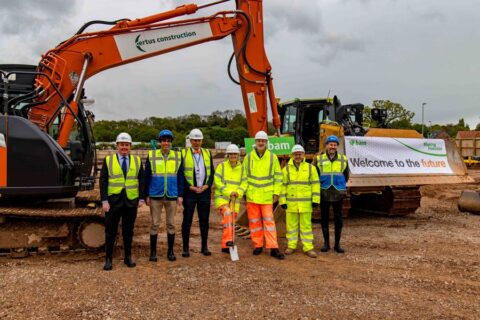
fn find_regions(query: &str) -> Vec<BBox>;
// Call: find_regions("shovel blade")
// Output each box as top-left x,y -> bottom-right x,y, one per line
229,245 -> 239,261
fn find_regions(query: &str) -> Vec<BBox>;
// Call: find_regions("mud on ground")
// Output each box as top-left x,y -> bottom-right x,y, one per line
1,170 -> 479,319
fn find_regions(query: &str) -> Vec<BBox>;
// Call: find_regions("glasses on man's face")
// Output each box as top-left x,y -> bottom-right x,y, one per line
159,139 -> 172,143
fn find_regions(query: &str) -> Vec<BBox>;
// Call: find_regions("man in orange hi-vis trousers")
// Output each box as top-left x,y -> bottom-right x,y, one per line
214,144 -> 247,253
243,131 -> 285,260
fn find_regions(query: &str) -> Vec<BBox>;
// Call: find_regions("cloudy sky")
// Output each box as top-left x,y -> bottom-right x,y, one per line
1,0 -> 479,127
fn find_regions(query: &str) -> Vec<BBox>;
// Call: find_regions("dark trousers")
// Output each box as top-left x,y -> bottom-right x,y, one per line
105,205 -> 137,258
320,200 -> 343,231
182,192 -> 211,249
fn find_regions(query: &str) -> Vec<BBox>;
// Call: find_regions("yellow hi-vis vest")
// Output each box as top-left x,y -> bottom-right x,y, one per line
315,153 -> 348,190
243,149 -> 283,204
106,154 -> 141,200
181,147 -> 212,186
147,149 -> 180,198
279,158 -> 320,212
214,160 -> 247,212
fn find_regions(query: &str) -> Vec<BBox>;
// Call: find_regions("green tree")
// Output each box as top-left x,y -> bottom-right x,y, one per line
363,100 -> 415,129
475,123 -> 480,131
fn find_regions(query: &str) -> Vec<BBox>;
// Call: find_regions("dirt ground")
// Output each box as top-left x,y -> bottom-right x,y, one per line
1,171 -> 479,320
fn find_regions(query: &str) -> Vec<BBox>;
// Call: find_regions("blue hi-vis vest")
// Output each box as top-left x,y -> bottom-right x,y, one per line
148,150 -> 181,198
316,153 -> 348,191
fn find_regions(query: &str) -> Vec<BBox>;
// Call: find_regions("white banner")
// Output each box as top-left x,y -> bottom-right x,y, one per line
345,137 -> 453,175
114,22 -> 213,61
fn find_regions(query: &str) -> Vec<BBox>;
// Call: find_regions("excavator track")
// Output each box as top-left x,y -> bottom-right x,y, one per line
0,195 -> 105,257
350,186 -> 421,216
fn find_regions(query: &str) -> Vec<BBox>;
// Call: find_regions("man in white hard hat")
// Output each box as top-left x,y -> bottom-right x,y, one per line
279,144 -> 320,258
179,128 -> 215,257
214,144 -> 247,254
243,130 -> 284,259
100,132 -> 145,271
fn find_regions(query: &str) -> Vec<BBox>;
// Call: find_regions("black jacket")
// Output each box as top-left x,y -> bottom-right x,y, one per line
100,154 -> 145,208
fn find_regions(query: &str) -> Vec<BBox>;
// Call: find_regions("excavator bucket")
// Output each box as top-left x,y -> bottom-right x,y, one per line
458,191 -> 480,215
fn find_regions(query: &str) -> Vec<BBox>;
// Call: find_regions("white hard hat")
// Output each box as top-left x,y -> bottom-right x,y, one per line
226,144 -> 240,154
189,128 -> 203,140
116,132 -> 132,143
291,144 -> 305,154
254,130 -> 268,140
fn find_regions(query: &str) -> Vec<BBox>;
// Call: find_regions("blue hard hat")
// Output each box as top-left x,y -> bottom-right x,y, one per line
158,129 -> 174,140
325,135 -> 339,145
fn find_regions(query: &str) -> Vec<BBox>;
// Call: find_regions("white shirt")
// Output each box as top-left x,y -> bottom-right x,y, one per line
193,151 -> 206,187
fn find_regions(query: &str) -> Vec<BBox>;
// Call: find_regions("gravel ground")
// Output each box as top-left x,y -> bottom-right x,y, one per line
1,170 -> 479,319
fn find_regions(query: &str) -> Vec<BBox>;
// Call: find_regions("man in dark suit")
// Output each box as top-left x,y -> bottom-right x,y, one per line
100,132 -> 145,270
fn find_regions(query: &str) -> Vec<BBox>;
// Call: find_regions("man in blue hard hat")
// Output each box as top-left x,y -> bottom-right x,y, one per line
312,135 -> 349,253
144,129 -> 184,262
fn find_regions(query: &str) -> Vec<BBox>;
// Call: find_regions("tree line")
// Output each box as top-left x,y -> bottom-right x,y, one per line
93,102 -> 478,148
93,109 -> 249,148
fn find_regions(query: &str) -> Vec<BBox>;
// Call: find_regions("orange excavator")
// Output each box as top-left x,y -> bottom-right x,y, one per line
0,0 -> 282,254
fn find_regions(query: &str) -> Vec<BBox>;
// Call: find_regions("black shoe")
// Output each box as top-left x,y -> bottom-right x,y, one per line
253,247 -> 263,255
226,241 -> 234,247
270,248 -> 285,260
167,234 -> 176,261
334,246 -> 345,254
182,246 -> 190,257
149,234 -> 158,262
320,243 -> 331,252
221,248 -> 230,254
103,257 -> 113,271
201,247 -> 212,256
124,256 -> 136,268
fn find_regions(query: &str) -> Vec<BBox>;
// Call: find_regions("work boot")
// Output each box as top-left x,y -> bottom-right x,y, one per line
167,233 -> 176,261
123,256 -> 136,268
270,248 -> 285,260
284,248 -> 296,255
253,247 -> 263,255
182,244 -> 190,258
334,226 -> 345,254
221,248 -> 230,254
226,241 -> 234,247
103,257 -> 113,271
149,234 -> 158,262
305,250 -> 318,258
201,246 -> 212,256
320,226 -> 330,252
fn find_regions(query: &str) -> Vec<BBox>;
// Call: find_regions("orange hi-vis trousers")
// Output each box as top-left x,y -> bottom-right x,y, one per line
218,205 -> 236,249
246,202 -> 279,249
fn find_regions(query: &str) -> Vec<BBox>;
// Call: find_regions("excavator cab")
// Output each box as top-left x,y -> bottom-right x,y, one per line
0,64 -> 96,199
278,96 -> 365,155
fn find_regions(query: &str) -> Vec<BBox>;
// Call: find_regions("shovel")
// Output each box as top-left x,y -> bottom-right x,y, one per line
229,198 -> 239,261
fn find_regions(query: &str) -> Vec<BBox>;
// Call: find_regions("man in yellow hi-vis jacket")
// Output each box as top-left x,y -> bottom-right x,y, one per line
280,144 -> 320,258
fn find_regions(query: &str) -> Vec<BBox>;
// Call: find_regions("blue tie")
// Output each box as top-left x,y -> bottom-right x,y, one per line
122,156 -> 127,177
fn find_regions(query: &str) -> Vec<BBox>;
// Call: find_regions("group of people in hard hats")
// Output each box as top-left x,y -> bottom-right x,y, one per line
99,129 -> 348,270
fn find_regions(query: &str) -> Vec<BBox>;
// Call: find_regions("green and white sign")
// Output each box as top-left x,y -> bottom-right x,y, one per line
345,136 -> 453,175
244,136 -> 295,155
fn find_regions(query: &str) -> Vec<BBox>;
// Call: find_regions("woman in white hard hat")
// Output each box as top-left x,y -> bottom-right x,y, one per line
99,132 -> 145,270
214,144 -> 247,254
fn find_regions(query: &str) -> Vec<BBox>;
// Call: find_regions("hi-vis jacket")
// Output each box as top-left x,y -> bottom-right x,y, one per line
214,160 -> 247,212
279,158 -> 320,212
243,149 -> 282,204
181,147 -> 213,187
106,154 -> 141,200
315,153 -> 348,190
146,150 -> 181,198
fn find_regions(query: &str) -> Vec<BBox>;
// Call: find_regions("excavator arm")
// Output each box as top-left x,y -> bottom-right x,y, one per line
27,0 -> 281,147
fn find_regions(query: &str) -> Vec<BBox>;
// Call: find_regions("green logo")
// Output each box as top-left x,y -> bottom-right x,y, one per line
244,137 -> 295,155
350,139 -> 366,146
